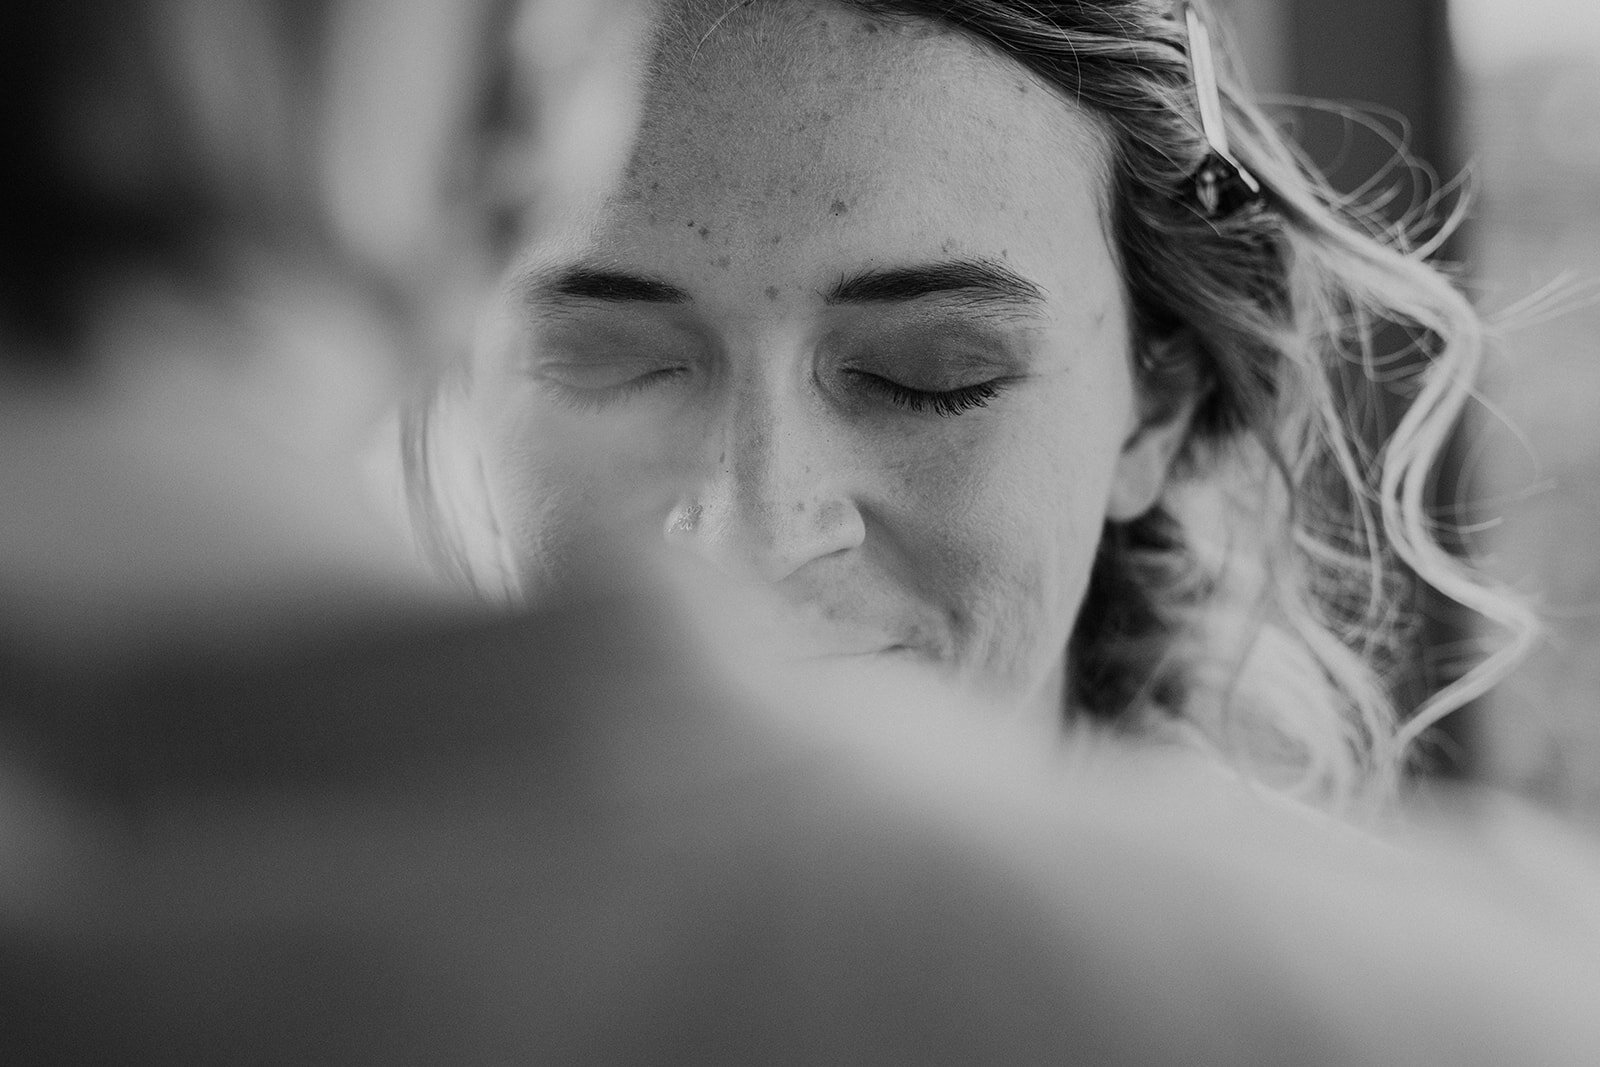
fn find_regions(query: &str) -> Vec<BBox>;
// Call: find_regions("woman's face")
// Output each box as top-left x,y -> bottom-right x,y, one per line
470,1 -> 1187,720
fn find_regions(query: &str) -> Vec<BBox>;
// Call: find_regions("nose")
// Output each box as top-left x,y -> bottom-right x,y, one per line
664,384 -> 865,584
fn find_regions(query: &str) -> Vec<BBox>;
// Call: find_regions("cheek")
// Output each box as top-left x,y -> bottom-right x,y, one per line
473,397 -> 585,592
474,385 -> 695,590
879,385 -> 1128,689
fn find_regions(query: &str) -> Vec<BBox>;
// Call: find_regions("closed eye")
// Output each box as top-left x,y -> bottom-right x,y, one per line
847,371 -> 1008,417
533,362 -> 692,412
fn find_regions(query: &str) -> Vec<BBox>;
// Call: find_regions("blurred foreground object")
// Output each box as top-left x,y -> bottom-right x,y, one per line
5,575 -> 1600,1064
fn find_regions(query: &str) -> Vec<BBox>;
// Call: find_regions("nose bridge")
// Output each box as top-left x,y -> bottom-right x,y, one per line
722,375 -> 796,520
676,352 -> 863,581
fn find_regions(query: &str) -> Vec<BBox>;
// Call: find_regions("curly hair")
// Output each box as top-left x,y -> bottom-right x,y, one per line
402,0 -> 1536,815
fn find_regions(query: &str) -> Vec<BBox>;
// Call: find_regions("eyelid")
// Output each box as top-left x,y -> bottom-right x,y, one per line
833,341 -> 1016,392
532,364 -> 692,413
529,304 -> 712,362
825,314 -> 1027,366
526,310 -> 709,382
848,372 -> 1011,417
531,352 -> 691,384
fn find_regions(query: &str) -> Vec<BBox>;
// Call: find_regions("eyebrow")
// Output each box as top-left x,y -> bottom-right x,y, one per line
824,259 -> 1048,312
521,257 -> 1048,315
525,265 -> 691,308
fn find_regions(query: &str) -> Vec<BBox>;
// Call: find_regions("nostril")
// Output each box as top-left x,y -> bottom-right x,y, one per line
662,489 -> 865,584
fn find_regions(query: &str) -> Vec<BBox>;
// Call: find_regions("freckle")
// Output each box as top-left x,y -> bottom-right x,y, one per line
819,111 -> 833,122
650,180 -> 660,192
788,187 -> 799,197
770,234 -> 782,245
829,199 -> 848,216
765,285 -> 780,301
686,220 -> 695,228
698,226 -> 711,239
647,212 -> 658,225
796,123 -> 808,133
716,255 -> 731,269
793,501 -> 806,513
863,22 -> 879,34
1017,82 -> 1029,95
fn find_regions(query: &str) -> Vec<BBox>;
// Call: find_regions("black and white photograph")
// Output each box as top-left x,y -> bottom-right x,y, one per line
4,1 -> 1600,1061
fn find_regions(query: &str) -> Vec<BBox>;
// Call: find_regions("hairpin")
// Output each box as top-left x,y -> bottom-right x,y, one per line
1180,3 -> 1264,218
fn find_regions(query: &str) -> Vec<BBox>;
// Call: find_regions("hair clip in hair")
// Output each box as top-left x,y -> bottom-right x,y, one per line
1181,3 -> 1264,218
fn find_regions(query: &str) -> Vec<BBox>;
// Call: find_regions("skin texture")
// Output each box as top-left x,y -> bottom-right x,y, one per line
470,0 -> 1192,725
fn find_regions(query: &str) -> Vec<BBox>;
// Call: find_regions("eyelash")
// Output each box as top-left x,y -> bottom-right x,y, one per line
539,367 -> 689,412
539,366 -> 1008,419
851,373 -> 1007,417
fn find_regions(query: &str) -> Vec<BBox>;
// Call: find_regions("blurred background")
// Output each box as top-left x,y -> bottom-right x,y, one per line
1217,0 -> 1600,826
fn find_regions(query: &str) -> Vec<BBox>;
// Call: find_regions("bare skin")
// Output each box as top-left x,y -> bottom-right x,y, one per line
471,1 -> 1192,728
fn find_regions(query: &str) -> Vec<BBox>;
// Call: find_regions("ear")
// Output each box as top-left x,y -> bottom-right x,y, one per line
1106,336 -> 1201,522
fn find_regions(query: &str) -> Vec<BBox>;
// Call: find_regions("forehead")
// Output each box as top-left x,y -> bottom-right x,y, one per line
534,0 -> 1116,306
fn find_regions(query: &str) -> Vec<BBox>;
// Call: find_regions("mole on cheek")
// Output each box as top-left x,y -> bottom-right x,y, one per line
765,286 -> 780,301
698,226 -> 711,240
